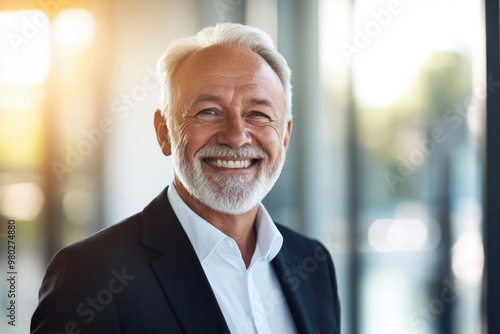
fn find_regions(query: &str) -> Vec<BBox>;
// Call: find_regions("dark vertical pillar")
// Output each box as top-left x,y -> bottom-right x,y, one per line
42,15 -> 63,263
93,0 -> 113,232
262,0 -> 299,227
346,35 -> 360,334
484,0 -> 500,333
276,0 -> 322,236
346,1 -> 360,333
437,156 -> 452,334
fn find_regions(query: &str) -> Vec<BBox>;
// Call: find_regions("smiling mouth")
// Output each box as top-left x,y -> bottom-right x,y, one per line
204,158 -> 256,169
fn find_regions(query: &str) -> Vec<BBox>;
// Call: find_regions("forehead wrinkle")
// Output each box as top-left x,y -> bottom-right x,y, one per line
192,73 -> 282,90
189,90 -> 278,112
186,82 -> 272,106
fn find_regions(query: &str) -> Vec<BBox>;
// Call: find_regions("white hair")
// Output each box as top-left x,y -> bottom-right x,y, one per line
156,23 -> 292,126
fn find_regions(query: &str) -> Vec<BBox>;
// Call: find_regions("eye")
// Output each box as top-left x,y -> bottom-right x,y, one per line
198,108 -> 217,115
248,111 -> 271,123
250,111 -> 269,118
196,108 -> 224,124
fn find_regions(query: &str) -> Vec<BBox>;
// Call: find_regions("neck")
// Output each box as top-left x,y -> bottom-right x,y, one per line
173,178 -> 258,267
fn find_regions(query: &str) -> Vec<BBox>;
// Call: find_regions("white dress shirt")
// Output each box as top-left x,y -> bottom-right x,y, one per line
167,184 -> 297,334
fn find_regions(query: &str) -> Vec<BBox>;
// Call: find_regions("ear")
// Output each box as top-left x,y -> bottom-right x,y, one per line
154,109 -> 172,156
283,120 -> 292,151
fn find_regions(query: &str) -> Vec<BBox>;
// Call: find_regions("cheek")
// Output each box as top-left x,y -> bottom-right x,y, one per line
254,126 -> 285,159
175,123 -> 215,160
172,121 -> 194,157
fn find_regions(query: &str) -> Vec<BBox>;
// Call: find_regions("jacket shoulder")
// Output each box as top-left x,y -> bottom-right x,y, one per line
65,212 -> 142,252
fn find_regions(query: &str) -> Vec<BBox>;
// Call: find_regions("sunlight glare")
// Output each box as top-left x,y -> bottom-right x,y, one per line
0,11 -> 50,85
52,9 -> 95,55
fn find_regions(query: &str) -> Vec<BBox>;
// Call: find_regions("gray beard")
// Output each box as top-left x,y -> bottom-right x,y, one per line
172,144 -> 285,215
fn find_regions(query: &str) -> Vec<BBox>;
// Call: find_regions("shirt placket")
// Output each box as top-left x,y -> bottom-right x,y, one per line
245,259 -> 273,334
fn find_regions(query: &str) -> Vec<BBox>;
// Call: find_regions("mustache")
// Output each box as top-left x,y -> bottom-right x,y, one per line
195,145 -> 268,160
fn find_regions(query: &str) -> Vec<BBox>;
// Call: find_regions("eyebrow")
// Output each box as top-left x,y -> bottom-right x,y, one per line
191,95 -> 276,109
192,95 -> 224,105
248,98 -> 274,108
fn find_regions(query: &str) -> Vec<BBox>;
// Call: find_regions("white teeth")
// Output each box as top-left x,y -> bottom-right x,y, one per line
211,159 -> 252,169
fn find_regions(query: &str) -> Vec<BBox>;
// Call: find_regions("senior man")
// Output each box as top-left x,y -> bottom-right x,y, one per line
31,23 -> 340,334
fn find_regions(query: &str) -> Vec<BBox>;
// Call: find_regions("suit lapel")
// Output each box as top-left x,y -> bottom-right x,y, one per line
140,187 -> 229,334
272,246 -> 320,334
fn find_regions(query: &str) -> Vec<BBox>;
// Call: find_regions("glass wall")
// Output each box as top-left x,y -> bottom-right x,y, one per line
339,1 -> 484,333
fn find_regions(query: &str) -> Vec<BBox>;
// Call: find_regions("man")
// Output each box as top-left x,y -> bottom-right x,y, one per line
31,23 -> 340,334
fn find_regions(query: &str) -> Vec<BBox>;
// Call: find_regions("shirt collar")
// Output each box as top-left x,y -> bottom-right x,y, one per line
167,183 -> 283,263
253,202 -> 283,260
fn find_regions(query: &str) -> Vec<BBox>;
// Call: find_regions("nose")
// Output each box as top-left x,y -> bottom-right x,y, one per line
216,114 -> 252,148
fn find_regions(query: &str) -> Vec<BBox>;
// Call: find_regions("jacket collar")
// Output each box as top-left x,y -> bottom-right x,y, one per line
139,186 -> 318,333
272,242 -> 320,334
140,186 -> 230,333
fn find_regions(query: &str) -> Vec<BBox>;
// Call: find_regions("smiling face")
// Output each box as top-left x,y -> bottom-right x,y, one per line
156,45 -> 292,215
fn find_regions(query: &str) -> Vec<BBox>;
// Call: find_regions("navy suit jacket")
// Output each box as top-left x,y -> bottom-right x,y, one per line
31,187 -> 340,333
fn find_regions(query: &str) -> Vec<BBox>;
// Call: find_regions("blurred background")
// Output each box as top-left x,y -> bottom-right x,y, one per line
0,0 -> 491,333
